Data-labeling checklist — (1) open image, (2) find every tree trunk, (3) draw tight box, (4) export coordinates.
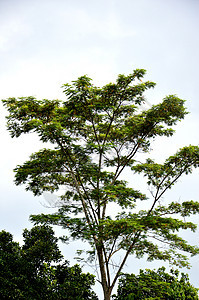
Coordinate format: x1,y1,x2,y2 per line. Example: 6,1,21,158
97,246,112,300
103,288,112,300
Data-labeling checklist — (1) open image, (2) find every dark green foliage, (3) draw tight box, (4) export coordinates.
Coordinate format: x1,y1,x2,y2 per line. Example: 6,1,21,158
0,231,22,299
113,267,199,300
54,263,98,300
0,226,97,299
22,225,62,267
3,69,199,299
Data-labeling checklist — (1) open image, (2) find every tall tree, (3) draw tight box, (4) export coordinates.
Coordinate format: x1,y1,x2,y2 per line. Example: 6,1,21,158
3,69,199,300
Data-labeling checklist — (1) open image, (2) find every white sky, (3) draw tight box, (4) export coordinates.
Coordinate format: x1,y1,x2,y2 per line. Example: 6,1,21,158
0,0,199,296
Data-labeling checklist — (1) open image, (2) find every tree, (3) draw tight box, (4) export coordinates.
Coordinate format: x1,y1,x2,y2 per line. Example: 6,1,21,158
113,267,199,299
0,226,97,299
0,230,22,298
20,225,63,299
53,262,98,299
2,69,199,300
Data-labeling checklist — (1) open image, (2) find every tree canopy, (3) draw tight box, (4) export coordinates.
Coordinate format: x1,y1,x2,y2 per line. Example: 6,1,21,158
113,267,199,300
0,226,97,299
3,69,199,299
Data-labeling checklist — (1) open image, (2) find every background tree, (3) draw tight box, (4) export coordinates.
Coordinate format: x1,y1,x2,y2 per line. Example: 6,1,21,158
113,267,199,300
53,262,98,300
0,226,97,299
3,69,199,300
20,225,63,299
0,230,22,299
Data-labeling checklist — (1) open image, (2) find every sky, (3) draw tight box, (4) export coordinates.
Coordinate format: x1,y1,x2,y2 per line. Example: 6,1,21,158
0,0,199,296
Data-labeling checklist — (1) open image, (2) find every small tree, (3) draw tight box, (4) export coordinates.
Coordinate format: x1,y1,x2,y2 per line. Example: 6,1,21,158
2,69,199,300
113,267,199,299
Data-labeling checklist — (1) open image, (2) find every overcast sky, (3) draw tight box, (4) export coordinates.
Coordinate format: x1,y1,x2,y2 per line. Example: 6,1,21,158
0,0,199,295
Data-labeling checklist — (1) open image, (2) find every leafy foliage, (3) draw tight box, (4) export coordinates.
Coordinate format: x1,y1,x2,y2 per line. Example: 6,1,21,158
0,226,97,299
113,267,199,300
0,231,22,299
3,69,199,299
54,263,98,300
